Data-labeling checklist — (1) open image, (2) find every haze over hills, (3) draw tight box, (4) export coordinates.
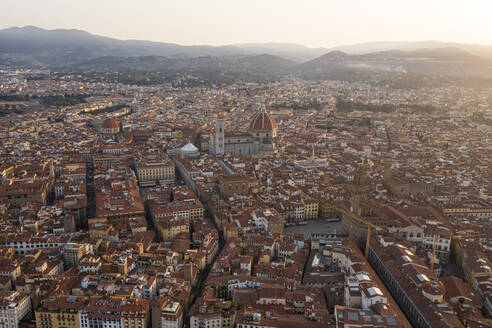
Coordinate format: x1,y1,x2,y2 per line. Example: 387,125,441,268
233,43,328,62
0,26,329,65
0,26,249,67
295,47,492,87
2,26,492,86
300,47,492,74
329,40,492,60
74,54,297,77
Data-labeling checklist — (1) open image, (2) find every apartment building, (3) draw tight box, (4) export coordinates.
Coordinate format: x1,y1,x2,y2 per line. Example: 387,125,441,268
0,291,31,328
36,296,149,328
135,159,175,187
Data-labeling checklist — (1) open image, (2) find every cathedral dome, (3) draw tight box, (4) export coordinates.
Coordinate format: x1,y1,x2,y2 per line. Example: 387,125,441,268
102,118,119,130
249,107,276,133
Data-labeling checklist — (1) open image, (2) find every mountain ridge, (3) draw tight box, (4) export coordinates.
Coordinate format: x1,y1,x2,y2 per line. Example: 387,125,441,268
2,26,492,66
2,26,492,86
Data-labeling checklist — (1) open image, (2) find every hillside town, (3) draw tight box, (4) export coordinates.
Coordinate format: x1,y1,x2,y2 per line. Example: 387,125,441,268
0,69,492,328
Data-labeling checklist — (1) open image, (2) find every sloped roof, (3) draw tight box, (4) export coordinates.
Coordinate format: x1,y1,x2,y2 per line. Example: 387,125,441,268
181,143,198,152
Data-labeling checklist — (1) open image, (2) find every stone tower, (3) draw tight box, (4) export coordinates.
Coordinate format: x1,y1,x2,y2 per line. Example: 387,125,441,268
350,159,369,216
214,118,225,156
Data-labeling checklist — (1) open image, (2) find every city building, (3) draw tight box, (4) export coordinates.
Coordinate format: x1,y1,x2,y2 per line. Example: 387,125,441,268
99,118,120,141
0,291,31,328
63,243,86,269
135,158,175,187
36,296,149,328
209,106,277,156
151,297,183,328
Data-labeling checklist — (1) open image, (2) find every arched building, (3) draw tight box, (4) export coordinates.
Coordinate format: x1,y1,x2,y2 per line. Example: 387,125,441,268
209,106,277,156
99,118,120,141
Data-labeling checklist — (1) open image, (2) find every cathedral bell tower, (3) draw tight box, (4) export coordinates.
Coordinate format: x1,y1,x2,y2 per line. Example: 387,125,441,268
214,119,225,155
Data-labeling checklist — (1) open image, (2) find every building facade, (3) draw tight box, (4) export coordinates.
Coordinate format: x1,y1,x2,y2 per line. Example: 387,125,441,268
209,106,277,157
0,291,31,328
135,160,175,187
36,296,149,328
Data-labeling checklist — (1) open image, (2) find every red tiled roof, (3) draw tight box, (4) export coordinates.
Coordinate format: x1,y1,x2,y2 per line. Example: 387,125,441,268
249,110,276,132
102,118,119,129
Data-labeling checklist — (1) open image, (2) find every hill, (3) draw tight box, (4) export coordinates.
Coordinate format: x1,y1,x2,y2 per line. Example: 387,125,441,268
0,26,246,68
328,40,492,61
232,43,328,62
73,54,296,75
297,47,492,85
2,26,492,87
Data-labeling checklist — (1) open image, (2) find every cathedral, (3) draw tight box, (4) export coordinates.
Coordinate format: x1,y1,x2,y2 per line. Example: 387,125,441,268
209,106,277,156
99,118,121,141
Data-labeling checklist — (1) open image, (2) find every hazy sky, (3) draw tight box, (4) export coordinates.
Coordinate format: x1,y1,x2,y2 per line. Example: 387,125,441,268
2,0,492,47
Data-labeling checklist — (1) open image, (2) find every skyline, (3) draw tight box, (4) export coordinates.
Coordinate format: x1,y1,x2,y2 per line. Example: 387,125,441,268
2,0,492,48
2,2,492,328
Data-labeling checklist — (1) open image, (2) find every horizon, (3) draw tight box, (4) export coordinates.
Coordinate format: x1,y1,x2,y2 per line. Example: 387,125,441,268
1,3,492,328
2,25,492,50
2,0,492,48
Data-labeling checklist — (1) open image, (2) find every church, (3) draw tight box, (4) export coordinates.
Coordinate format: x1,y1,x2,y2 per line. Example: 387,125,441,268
99,118,121,141
209,106,277,156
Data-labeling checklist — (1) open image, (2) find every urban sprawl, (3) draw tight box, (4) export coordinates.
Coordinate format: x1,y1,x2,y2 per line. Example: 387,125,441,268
0,70,491,328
